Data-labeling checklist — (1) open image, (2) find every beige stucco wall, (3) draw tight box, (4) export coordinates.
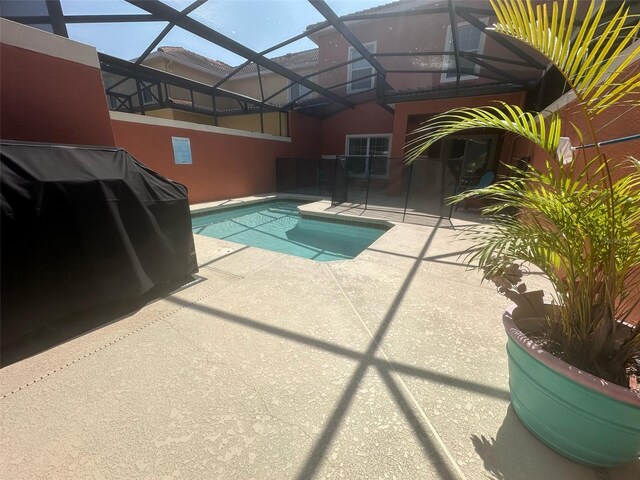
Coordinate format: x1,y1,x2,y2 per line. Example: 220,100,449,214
142,108,287,136
103,53,308,135
143,55,317,106
145,108,176,120
225,68,317,105
171,110,216,126
218,112,287,136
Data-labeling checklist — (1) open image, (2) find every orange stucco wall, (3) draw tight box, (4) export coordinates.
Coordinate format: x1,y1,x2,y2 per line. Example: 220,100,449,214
542,63,640,178
391,91,528,159
529,59,640,172
111,112,321,204
0,44,115,146
320,102,395,155
313,0,542,96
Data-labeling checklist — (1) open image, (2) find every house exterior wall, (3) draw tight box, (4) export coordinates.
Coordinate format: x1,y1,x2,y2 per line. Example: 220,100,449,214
391,91,528,159
111,115,287,204
144,109,288,137
162,58,216,108
320,102,395,155
533,57,640,177
145,108,179,121
527,56,640,324
223,69,317,105
313,0,541,95
110,111,320,204
0,19,115,146
217,112,288,137
520,54,639,201
109,56,317,131
389,91,528,194
158,56,313,105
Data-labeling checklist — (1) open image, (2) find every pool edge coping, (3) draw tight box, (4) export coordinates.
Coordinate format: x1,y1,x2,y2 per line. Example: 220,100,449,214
190,194,395,230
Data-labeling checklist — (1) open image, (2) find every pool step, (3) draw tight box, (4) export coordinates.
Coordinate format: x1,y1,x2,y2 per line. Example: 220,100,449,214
267,206,299,215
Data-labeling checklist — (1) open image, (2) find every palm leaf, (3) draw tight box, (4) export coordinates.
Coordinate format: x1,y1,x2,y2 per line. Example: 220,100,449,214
490,0,640,116
402,0,640,386
404,102,561,162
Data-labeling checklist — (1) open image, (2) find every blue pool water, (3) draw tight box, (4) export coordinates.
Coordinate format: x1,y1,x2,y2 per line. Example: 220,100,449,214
191,201,388,262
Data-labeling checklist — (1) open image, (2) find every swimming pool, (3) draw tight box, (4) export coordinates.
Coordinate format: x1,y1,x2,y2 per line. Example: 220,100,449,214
191,200,388,262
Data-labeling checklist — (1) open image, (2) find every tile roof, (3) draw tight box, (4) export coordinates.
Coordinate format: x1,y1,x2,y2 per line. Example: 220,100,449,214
155,46,318,78
157,46,232,76
236,48,319,76
151,2,420,79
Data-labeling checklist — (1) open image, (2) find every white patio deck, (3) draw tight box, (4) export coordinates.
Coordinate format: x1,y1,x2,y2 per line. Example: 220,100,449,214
1,200,638,479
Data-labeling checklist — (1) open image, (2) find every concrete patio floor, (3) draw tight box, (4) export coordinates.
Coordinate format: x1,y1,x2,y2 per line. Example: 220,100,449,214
1,208,639,479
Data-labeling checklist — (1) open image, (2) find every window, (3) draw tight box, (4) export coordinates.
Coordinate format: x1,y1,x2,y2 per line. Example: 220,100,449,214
107,93,119,110
289,82,312,102
141,82,155,105
345,135,391,177
441,20,486,82
348,42,376,93
104,78,119,110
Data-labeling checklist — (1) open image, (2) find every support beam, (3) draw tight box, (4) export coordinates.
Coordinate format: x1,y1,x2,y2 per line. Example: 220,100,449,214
386,67,523,85
458,67,525,84
374,52,455,57
376,72,386,105
447,0,461,85
105,75,132,93
455,7,493,16
139,81,160,103
309,0,393,95
309,0,386,77
257,65,265,133
470,53,533,68
126,0,353,108
386,69,457,74
136,0,207,65
212,21,329,90
135,78,146,115
385,83,525,103
455,7,546,69
282,73,378,109
99,53,282,112
107,92,131,112
377,102,394,114
459,52,527,85
45,0,68,37
263,56,364,104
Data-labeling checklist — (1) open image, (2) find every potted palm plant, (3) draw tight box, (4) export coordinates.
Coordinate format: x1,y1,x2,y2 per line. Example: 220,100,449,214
405,0,640,467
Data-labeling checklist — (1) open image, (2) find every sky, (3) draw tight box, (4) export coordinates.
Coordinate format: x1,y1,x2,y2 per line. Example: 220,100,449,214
60,0,389,65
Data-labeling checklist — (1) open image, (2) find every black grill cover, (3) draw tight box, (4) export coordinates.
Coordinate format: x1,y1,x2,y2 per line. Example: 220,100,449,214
1,143,198,344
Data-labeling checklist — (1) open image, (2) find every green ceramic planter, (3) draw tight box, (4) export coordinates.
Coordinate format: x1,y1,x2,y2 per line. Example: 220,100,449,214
503,305,640,467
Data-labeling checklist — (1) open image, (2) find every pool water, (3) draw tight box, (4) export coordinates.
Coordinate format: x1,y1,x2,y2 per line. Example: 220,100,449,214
191,201,388,262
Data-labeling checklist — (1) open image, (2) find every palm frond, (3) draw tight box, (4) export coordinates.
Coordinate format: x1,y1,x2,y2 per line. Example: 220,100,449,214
490,0,640,116
404,102,561,162
402,0,640,386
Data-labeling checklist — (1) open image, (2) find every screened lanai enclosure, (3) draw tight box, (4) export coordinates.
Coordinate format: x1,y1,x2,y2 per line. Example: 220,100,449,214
0,0,546,118
2,0,582,222
275,135,504,224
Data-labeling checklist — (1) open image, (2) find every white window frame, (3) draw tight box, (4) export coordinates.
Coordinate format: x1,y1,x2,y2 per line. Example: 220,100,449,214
344,133,392,178
441,18,488,83
347,41,377,94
